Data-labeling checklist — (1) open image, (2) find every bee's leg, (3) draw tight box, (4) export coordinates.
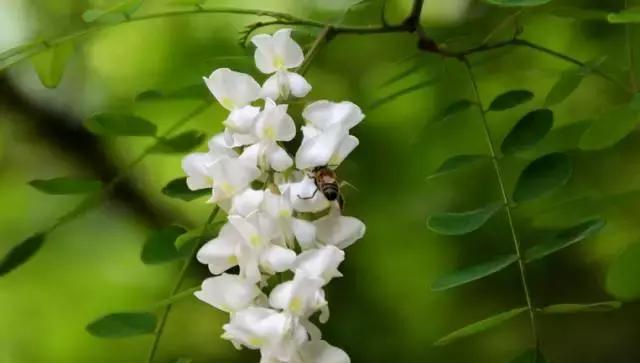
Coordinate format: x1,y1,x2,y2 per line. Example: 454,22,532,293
297,187,319,200
337,195,345,211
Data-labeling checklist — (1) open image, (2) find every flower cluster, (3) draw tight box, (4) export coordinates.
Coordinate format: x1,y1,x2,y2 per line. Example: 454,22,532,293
182,29,365,363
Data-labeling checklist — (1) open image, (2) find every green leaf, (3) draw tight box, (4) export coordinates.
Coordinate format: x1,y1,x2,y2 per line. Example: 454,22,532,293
30,42,73,88
29,177,102,195
541,301,622,314
150,130,206,154
136,84,209,102
171,359,192,363
548,7,608,21
608,8,640,24
161,177,209,201
369,78,438,110
434,307,527,346
509,349,548,363
435,100,475,123
524,218,605,263
141,226,188,265
501,109,554,154
545,69,584,106
154,287,199,308
513,153,572,203
427,202,503,236
85,113,157,137
579,105,639,150
484,0,551,6
431,254,518,291
0,234,46,276
488,90,534,111
82,0,143,23
86,312,156,338
427,155,487,179
606,242,640,301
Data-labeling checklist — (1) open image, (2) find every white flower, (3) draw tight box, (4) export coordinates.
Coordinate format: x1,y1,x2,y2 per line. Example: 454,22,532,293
181,133,237,190
252,29,311,100
298,340,351,363
204,68,262,141
262,189,316,249
208,157,261,203
287,174,331,213
223,307,308,362
302,101,364,132
314,209,366,249
197,222,243,275
269,272,327,318
230,189,265,217
247,98,296,172
293,246,344,284
194,274,260,313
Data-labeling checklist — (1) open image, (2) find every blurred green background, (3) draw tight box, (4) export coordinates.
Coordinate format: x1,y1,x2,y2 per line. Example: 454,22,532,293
1,0,640,362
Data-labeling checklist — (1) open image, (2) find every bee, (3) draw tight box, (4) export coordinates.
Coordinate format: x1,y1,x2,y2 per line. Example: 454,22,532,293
298,166,344,210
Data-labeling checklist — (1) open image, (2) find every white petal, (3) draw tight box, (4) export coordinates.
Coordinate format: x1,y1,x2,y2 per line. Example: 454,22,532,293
302,100,364,131
210,158,261,201
330,135,359,167
260,245,296,273
226,105,260,132
251,34,277,74
256,99,296,142
286,71,312,98
204,68,260,110
289,176,330,213
314,213,366,249
295,124,347,170
299,341,351,363
228,215,262,247
181,153,213,190
194,274,259,313
266,143,294,172
196,224,240,274
261,74,281,100
273,28,304,69
291,218,317,250
294,245,344,284
222,307,287,349
230,189,265,217
208,133,238,158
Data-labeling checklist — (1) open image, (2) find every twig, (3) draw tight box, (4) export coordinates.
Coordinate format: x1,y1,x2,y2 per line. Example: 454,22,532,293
146,206,220,363
297,26,334,76
463,58,540,349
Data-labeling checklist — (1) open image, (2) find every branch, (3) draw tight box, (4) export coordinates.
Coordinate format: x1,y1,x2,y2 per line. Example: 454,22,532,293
146,205,220,363
297,26,335,76
463,58,540,349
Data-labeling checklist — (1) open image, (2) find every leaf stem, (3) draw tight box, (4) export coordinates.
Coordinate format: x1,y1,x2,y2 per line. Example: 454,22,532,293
462,58,540,349
146,206,220,363
298,25,334,76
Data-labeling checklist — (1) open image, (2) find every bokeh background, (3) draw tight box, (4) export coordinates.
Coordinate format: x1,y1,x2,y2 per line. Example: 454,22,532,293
1,0,640,362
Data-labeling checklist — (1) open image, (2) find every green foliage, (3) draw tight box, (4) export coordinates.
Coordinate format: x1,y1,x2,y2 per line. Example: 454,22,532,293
434,100,475,123
427,202,502,236
150,130,206,154
524,218,605,263
501,109,554,154
508,349,548,363
606,243,640,301
484,0,552,6
30,43,73,88
86,312,157,338
82,0,143,24
162,177,210,201
431,254,518,291
548,7,608,21
141,226,189,264
136,85,210,102
488,90,534,111
544,69,583,106
512,153,572,202
427,155,487,179
579,105,639,150
29,177,102,195
369,79,438,110
85,113,157,137
0,234,46,277
540,301,622,314
171,359,193,363
434,307,527,346
607,8,640,24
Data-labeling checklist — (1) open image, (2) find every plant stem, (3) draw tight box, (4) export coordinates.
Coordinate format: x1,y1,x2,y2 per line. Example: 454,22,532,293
462,58,539,348
146,206,220,363
625,0,638,92
298,25,334,76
